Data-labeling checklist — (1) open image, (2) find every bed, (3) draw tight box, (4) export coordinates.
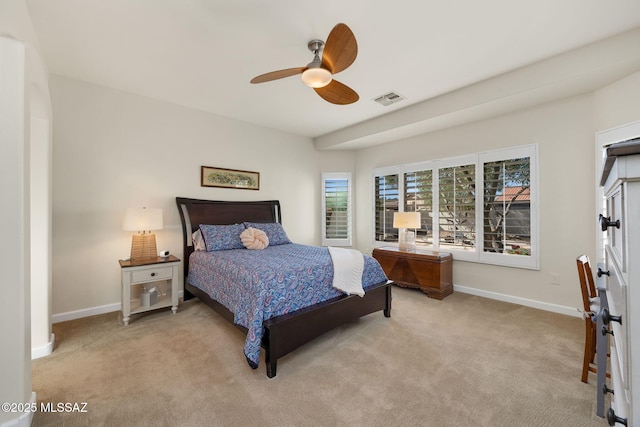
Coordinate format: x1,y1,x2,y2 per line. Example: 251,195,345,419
176,197,392,377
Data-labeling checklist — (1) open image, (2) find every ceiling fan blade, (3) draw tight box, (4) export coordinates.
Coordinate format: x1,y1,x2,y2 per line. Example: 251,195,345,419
314,80,359,105
321,23,357,74
250,67,306,84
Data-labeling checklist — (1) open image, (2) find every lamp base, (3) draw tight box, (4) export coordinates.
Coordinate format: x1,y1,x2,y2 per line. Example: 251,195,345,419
398,230,416,252
130,233,158,260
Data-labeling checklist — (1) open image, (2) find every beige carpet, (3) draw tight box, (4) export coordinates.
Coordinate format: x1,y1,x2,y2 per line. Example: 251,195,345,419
32,287,607,427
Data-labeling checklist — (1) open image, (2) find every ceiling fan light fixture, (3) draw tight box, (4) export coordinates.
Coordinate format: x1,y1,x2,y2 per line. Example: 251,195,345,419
301,66,332,88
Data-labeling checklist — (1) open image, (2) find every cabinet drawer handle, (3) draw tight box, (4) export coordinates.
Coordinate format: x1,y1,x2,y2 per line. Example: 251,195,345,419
150,272,156,277
601,308,622,326
601,326,614,337
607,407,627,426
597,268,610,277
602,383,614,396
599,214,621,231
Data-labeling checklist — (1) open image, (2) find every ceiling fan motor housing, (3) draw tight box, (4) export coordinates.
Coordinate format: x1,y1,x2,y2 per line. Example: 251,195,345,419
307,39,325,54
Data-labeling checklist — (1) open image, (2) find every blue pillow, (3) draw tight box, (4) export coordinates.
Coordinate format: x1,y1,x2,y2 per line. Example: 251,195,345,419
199,224,245,251
243,222,291,246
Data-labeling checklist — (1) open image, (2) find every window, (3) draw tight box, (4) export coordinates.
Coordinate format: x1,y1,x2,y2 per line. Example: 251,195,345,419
373,145,538,269
404,169,433,244
483,157,530,255
438,163,476,251
478,146,537,268
322,173,352,246
374,173,399,242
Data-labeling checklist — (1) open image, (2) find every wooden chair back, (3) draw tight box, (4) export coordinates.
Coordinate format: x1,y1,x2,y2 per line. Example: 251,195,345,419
576,254,597,313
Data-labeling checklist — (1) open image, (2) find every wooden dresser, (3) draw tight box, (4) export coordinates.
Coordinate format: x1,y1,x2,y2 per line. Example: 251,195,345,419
372,246,453,300
599,140,640,426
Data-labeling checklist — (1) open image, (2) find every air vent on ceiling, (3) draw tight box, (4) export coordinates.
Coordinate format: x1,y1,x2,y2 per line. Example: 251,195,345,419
373,91,405,107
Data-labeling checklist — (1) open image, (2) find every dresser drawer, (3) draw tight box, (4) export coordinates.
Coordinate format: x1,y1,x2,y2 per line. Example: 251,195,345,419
606,246,629,391
130,265,173,284
609,343,629,424
605,183,625,273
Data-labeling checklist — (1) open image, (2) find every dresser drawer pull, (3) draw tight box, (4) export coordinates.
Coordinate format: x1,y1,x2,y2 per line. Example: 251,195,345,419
602,383,614,396
597,268,610,277
602,326,614,336
606,407,627,426
601,308,622,326
599,214,620,231
150,272,156,277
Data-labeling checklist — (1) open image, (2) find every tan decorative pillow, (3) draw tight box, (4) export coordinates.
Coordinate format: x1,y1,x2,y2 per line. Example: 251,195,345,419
240,227,269,250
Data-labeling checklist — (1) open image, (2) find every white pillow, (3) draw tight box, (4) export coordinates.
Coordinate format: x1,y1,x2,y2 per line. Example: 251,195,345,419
192,229,206,251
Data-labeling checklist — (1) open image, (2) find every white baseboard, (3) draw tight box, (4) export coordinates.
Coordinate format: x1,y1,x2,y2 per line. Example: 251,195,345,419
0,392,35,427
51,291,184,323
454,284,582,318
50,288,578,324
31,333,55,360
52,302,120,324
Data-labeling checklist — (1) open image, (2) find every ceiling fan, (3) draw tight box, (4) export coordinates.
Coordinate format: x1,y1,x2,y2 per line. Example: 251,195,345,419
250,23,359,105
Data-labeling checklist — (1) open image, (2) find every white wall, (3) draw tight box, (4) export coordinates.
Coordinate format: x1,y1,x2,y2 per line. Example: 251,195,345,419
1,1,52,424
594,71,640,131
30,115,53,358
45,38,640,321
354,95,596,312
49,70,640,319
50,75,351,317
0,36,32,427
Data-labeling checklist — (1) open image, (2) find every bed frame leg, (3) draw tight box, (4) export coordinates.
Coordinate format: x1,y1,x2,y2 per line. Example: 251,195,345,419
384,284,392,318
183,286,195,301
265,326,277,378
266,360,277,378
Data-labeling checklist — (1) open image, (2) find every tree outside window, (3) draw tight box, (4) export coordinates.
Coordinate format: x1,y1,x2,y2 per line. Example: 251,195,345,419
483,157,531,256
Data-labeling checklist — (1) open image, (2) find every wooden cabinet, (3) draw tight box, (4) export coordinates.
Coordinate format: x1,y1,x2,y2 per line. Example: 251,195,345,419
600,140,640,426
372,246,453,300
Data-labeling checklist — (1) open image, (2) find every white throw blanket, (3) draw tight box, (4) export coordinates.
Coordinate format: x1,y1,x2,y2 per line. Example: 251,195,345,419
328,246,365,297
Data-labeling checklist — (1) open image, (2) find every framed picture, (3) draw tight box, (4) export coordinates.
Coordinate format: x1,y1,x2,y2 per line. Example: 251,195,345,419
201,166,260,190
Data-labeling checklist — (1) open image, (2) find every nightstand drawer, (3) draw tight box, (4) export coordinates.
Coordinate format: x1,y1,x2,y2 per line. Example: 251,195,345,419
130,266,173,283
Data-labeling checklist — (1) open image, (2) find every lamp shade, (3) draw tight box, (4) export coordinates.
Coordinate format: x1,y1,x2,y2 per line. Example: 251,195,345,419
393,211,421,229
122,208,163,232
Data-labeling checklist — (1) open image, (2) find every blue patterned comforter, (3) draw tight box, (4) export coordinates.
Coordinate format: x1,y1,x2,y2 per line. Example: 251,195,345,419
187,243,388,368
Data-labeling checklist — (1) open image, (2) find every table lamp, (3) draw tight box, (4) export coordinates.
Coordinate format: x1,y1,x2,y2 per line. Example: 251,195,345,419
393,211,421,252
122,207,163,260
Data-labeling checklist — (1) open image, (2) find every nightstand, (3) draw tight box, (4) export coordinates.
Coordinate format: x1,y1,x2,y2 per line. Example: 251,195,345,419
119,255,180,325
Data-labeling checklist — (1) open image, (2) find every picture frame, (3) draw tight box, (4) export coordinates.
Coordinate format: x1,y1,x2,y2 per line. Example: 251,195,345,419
201,166,260,190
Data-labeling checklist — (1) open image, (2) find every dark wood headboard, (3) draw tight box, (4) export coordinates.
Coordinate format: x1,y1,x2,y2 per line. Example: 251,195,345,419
175,197,282,289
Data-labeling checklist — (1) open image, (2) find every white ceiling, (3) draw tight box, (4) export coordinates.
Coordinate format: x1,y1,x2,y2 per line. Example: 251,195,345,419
25,0,640,145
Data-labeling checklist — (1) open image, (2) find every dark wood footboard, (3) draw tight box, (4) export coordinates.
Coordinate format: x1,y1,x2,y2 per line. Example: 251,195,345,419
186,280,392,378
263,280,392,377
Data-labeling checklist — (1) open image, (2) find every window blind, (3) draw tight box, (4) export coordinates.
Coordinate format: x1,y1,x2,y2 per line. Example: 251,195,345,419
483,157,531,256
404,169,433,245
322,173,352,246
438,164,476,251
374,174,399,242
